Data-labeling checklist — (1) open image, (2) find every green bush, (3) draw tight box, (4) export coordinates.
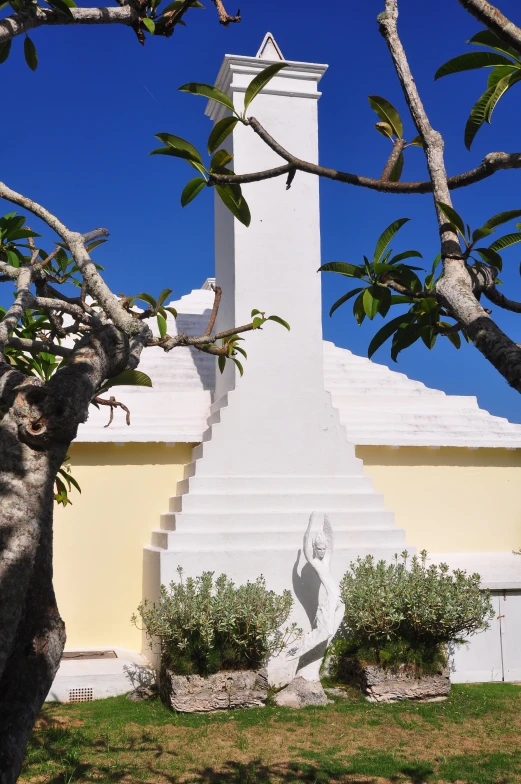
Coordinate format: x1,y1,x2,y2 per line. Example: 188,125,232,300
133,568,299,677
331,550,494,675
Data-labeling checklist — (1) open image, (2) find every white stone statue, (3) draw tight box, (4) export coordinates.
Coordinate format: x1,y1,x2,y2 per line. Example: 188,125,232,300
288,512,345,681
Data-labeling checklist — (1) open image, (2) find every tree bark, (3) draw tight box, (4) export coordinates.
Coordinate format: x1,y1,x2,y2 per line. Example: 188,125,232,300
0,325,130,782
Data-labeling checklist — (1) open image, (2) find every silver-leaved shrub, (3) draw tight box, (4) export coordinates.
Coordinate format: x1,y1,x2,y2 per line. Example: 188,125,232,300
133,567,299,676
332,550,494,674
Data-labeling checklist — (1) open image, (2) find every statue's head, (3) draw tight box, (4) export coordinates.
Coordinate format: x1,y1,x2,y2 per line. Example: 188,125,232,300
313,530,327,560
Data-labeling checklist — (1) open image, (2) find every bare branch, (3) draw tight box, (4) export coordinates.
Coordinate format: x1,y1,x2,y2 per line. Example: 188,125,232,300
205,285,222,336
456,0,521,56
381,139,406,182
0,6,138,45
5,337,72,358
0,182,141,336
212,0,241,25
32,296,98,327
211,135,521,194
0,262,20,281
91,395,131,426
0,268,32,357
483,284,521,313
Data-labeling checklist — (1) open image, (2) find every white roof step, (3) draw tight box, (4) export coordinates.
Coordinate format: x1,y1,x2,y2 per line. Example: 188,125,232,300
171,491,385,513
151,526,406,551
159,509,396,531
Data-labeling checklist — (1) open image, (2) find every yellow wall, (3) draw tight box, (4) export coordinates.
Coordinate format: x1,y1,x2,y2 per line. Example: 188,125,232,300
54,442,521,652
53,442,194,651
356,446,521,553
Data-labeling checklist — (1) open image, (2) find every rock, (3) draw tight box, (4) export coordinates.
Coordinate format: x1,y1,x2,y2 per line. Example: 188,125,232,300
273,677,328,708
126,684,158,702
159,667,268,713
344,660,450,703
324,686,351,698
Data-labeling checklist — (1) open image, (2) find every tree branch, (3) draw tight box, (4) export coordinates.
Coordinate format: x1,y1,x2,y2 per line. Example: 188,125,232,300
0,268,32,357
210,138,521,194
92,395,131,426
5,337,72,358
212,0,241,25
483,284,521,313
0,6,138,45
381,138,406,182
204,285,222,336
379,0,521,393
456,0,521,57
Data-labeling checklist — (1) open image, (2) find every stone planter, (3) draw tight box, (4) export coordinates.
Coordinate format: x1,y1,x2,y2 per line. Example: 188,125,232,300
159,666,268,713
343,658,450,703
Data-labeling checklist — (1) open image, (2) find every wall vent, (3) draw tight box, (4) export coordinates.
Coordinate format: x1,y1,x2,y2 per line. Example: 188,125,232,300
68,688,93,703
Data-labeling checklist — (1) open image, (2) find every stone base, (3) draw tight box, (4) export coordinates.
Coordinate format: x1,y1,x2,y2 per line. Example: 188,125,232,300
159,667,268,713
345,660,450,703
273,677,329,708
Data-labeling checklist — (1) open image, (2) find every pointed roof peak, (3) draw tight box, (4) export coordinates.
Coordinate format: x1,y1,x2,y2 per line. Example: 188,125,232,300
255,32,284,61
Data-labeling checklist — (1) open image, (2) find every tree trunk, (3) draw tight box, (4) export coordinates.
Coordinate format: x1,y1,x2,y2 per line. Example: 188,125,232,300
0,325,130,782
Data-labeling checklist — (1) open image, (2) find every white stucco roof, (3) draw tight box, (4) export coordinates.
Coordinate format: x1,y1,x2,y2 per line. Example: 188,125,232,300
76,285,521,449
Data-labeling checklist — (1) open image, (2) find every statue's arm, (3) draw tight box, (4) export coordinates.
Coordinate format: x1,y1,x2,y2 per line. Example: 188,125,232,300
303,512,315,564
323,514,334,567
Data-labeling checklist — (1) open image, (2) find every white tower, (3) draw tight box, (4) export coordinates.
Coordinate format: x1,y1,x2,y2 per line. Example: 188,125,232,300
145,36,409,684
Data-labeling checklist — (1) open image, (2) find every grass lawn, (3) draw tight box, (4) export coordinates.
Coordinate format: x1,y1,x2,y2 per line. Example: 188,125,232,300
21,683,521,784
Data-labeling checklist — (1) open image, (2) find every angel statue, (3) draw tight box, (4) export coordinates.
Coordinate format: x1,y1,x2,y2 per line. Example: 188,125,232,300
288,512,345,681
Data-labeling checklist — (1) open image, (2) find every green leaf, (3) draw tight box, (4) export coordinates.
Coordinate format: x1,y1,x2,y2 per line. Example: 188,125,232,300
142,17,155,33
420,325,437,350
164,306,178,318
375,121,394,140
389,250,423,265
318,261,365,278
464,85,495,150
157,313,167,337
232,357,244,376
435,51,514,80
489,232,521,253
214,184,251,227
472,226,493,243
436,202,465,238
391,323,421,362
443,327,461,349
208,117,238,154
157,288,173,306
485,71,521,122
46,0,76,18
363,286,390,320
6,249,20,267
468,30,521,62
218,354,226,374
136,292,157,308
482,210,521,232
153,132,202,163
178,82,235,113
104,370,153,390
373,218,410,264
162,0,204,11
244,62,287,113
267,315,290,330
487,64,517,89
389,151,404,183
181,177,206,207
7,228,40,240
368,96,403,138
85,239,107,253
474,247,503,270
368,313,415,359
353,291,366,326
0,40,12,64
24,36,38,71
328,287,364,317
210,149,233,169
409,135,424,148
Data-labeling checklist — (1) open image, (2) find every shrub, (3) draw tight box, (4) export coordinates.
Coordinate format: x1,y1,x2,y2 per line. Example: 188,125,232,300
133,568,299,676
331,550,494,675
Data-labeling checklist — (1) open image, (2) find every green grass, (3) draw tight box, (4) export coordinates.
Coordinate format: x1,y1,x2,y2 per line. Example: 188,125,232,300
21,684,521,784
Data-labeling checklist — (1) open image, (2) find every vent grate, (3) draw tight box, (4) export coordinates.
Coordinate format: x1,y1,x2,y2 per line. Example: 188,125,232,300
68,688,93,703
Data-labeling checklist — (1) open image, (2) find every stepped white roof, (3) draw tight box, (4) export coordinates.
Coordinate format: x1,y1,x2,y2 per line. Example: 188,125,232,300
77,285,521,449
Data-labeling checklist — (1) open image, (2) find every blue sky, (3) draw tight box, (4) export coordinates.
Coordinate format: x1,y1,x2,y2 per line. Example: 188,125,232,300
1,0,521,422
